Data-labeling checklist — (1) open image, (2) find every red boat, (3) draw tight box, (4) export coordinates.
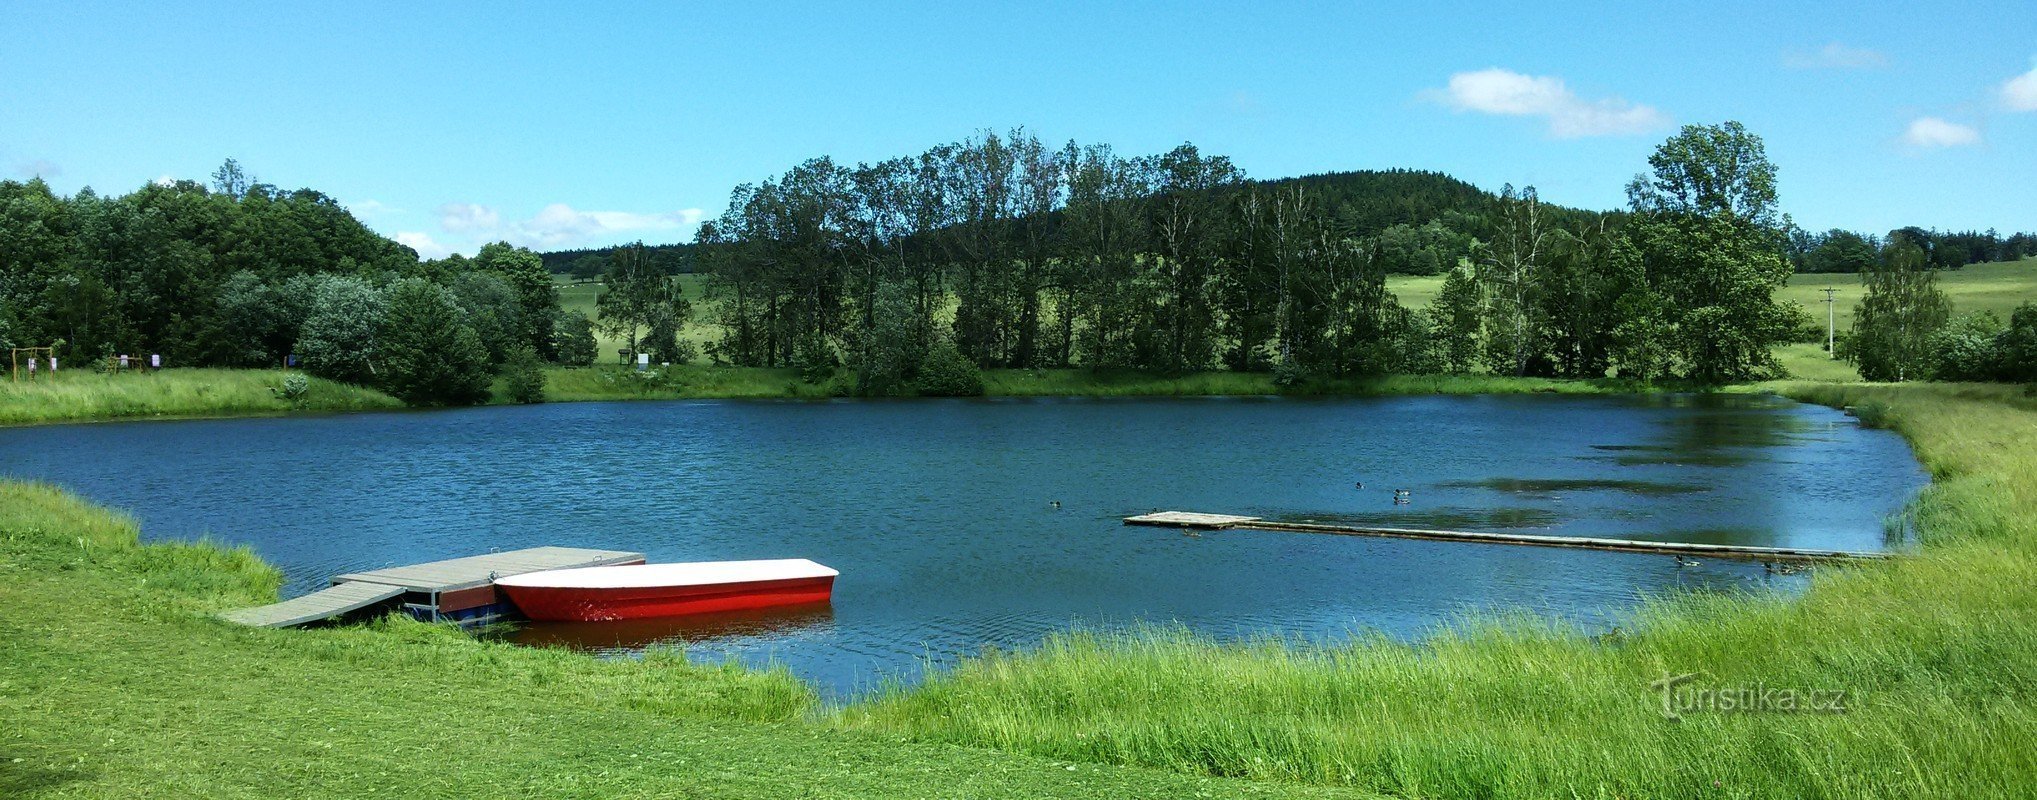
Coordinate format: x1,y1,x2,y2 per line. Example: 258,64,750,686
495,559,838,622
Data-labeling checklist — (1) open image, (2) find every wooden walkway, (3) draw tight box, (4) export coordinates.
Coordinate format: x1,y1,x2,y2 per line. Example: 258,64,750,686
220,582,406,628
222,546,646,628
1124,511,1889,563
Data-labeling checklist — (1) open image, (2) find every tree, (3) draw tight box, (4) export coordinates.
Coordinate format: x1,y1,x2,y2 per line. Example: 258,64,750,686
502,345,547,404
1428,262,1484,373
1479,184,1552,376
596,242,692,363
473,241,558,355
1848,239,1951,382
551,310,598,366
210,158,251,200
1996,303,2037,383
448,271,525,368
295,275,385,384
377,278,490,405
1626,122,1801,383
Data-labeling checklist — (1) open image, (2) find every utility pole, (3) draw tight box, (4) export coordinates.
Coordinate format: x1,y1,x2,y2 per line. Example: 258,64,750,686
1823,287,1838,358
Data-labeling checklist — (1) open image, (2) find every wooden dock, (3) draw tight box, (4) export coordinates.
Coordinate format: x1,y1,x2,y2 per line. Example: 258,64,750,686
222,546,645,628
1124,511,1889,563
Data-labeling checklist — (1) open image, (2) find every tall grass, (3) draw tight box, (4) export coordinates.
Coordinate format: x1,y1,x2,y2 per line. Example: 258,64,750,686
0,368,400,426
840,382,2037,797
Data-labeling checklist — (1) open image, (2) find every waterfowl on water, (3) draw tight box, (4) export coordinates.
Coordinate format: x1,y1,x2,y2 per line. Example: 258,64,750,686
1673,555,1701,568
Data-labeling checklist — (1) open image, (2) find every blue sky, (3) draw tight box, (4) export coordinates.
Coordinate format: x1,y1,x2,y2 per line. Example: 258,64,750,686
4,1,2033,257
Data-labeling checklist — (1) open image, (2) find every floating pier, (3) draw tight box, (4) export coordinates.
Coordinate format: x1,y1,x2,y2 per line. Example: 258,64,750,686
1124,511,1889,563
222,546,645,629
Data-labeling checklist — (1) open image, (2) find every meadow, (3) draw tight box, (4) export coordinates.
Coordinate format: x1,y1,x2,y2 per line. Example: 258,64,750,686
4,381,2035,797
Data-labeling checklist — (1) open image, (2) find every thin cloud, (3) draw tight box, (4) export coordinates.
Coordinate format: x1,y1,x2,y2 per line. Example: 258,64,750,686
1783,43,1889,70
1902,117,1981,149
2003,62,2037,111
504,204,706,250
13,159,61,179
396,231,454,259
347,199,400,220
1428,68,1670,138
437,202,501,234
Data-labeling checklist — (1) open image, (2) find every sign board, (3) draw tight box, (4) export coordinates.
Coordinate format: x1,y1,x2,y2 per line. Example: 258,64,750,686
151,354,161,368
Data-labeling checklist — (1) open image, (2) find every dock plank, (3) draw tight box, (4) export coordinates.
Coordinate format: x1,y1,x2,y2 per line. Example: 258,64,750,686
1124,511,1261,530
1126,511,1888,562
219,582,405,628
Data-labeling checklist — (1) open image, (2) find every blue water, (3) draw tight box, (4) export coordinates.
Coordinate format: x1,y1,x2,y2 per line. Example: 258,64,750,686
0,393,1926,694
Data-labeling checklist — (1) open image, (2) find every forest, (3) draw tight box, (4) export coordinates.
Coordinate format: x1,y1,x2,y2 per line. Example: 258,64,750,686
3,124,2033,405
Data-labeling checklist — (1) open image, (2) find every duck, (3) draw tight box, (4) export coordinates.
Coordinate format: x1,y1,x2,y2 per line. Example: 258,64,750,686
1673,555,1701,568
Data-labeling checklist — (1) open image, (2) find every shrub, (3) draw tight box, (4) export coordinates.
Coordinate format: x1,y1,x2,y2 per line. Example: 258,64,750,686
915,341,984,397
1929,311,2004,381
271,373,310,402
503,346,546,404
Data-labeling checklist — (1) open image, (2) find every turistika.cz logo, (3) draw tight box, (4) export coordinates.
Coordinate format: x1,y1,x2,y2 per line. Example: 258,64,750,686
1649,672,1855,721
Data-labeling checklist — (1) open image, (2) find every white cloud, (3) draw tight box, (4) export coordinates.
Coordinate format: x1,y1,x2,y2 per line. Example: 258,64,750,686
1783,43,1888,70
396,231,454,259
1902,117,1981,148
152,174,177,187
437,202,500,233
503,204,706,250
2003,63,2037,111
1430,68,1670,138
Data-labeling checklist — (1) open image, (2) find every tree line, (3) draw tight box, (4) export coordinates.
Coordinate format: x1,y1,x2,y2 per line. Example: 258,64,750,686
0,160,601,404
1790,226,2035,274
690,122,1812,390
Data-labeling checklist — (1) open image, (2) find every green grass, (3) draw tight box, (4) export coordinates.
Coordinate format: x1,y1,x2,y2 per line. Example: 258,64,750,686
5,381,2036,796
557,274,714,364
839,381,2037,797
0,369,402,426
1781,257,2037,334
0,481,1362,798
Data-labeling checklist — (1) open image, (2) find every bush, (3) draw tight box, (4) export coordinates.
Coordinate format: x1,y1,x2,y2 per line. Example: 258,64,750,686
2000,303,2037,383
1929,312,2005,381
271,373,310,402
915,341,984,397
377,278,491,406
503,346,546,404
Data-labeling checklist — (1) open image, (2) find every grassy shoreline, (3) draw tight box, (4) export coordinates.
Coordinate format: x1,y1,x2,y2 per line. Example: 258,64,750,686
3,365,1651,428
5,380,2034,795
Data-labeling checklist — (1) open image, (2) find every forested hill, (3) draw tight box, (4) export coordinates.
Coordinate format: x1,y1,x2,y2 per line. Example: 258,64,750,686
541,243,692,276
1260,169,1516,234
536,168,1574,278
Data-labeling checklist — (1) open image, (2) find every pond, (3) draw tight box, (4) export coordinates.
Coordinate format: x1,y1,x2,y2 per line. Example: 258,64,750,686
0,394,1926,695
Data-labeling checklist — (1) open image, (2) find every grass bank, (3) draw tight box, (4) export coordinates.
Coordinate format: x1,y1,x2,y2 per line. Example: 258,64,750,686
838,382,2037,797
0,481,1361,798
0,369,401,426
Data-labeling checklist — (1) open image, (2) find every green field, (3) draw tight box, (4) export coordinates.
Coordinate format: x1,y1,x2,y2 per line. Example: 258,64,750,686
6,381,2036,796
